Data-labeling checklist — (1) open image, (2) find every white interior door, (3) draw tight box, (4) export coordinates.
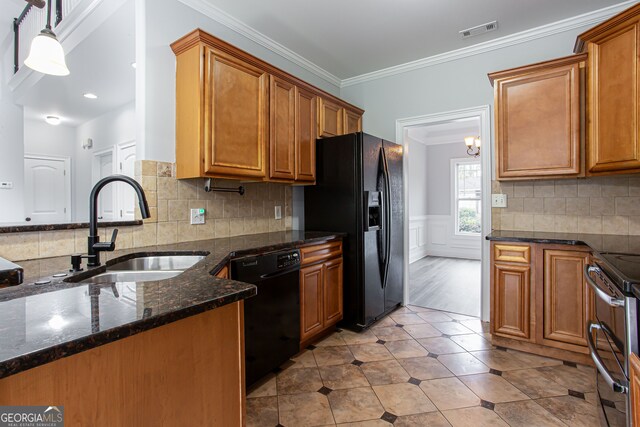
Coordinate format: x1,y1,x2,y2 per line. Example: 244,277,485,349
24,156,71,223
93,150,116,222
117,142,136,220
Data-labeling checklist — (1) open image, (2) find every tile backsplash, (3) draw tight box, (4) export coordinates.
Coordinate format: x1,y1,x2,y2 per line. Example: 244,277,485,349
0,161,292,262
491,176,640,235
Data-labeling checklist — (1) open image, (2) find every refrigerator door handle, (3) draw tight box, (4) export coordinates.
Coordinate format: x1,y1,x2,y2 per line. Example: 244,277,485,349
381,147,392,289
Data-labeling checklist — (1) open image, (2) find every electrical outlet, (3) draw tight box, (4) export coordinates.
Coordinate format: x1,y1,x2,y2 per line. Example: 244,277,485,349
0,182,13,190
190,208,206,225
274,205,282,220
492,194,507,208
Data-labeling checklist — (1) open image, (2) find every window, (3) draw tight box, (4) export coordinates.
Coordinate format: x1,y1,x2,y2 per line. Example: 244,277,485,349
453,159,481,235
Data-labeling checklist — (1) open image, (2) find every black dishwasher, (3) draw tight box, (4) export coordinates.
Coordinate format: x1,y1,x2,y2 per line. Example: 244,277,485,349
230,249,301,386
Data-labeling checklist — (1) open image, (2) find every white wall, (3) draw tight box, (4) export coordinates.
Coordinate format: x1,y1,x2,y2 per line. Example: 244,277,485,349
142,0,341,163
427,143,470,216
408,139,428,217
74,101,136,220
24,119,77,159
0,21,25,223
340,28,593,145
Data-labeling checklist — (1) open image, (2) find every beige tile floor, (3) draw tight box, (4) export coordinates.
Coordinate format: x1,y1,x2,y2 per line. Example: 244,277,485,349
246,305,601,427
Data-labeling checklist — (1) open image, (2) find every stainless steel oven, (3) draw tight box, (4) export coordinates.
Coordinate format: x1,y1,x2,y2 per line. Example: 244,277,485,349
586,259,639,427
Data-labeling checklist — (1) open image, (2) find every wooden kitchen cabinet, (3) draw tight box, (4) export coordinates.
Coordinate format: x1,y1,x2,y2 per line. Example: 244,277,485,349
575,4,640,175
630,352,640,427
295,87,317,182
300,263,324,341
491,241,598,364
317,97,343,137
299,240,344,346
491,244,532,340
343,108,363,134
489,54,585,180
174,42,268,179
540,249,592,350
171,29,363,182
269,76,296,180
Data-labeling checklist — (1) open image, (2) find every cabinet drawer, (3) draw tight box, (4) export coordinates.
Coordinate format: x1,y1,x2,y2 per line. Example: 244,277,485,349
300,241,342,265
494,244,531,264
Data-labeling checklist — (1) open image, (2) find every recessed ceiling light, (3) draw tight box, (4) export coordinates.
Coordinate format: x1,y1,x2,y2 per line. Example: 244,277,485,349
131,62,137,69
83,92,98,99
45,115,61,125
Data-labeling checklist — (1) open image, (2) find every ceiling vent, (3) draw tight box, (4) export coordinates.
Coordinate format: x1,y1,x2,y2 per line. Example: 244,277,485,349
459,21,498,39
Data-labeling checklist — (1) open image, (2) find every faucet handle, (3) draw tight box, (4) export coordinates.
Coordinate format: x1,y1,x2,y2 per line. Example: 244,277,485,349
93,228,118,252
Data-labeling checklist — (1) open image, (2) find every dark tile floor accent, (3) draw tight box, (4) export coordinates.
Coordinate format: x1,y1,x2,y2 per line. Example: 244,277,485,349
246,305,598,427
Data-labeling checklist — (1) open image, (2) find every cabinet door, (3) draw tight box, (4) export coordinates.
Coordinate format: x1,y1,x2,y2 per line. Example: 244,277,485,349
343,109,362,134
587,20,640,174
317,98,343,137
493,59,581,179
323,258,343,327
295,87,317,182
300,264,324,342
631,352,640,427
269,76,296,180
204,48,268,178
542,249,591,348
493,263,531,340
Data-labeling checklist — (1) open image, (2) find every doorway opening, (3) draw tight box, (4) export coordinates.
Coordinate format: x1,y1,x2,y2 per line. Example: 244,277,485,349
396,106,491,320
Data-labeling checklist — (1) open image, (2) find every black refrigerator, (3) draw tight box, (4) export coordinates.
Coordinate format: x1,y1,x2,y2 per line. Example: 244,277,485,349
305,132,404,330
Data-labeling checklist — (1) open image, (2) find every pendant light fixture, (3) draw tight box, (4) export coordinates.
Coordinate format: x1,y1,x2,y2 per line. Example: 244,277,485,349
24,0,70,76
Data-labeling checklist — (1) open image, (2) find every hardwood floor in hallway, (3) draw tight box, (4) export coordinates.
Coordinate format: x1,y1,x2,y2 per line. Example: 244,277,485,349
409,256,481,317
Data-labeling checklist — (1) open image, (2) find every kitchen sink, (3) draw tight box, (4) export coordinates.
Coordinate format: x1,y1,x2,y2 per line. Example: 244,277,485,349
73,254,207,284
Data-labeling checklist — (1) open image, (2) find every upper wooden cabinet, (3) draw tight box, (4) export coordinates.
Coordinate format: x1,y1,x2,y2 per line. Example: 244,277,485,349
269,76,296,181
295,87,317,182
317,97,344,137
489,55,585,181
344,108,363,134
171,29,364,183
575,4,640,175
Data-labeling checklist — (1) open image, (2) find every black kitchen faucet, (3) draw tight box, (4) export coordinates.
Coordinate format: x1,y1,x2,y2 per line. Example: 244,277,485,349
71,175,150,271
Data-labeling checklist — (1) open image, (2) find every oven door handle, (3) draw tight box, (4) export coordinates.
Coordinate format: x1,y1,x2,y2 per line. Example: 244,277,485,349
584,265,625,307
587,321,628,394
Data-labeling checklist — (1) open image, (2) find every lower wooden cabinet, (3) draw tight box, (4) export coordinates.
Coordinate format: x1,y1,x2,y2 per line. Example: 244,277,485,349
631,352,640,426
491,241,595,360
493,262,531,340
541,249,591,350
300,263,324,340
299,241,344,345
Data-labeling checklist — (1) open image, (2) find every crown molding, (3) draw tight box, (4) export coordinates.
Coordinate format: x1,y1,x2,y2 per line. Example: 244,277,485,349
341,0,640,88
176,0,342,88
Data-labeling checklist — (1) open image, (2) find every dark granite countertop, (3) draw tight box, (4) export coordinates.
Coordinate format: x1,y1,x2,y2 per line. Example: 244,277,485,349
0,230,342,379
0,220,142,234
487,230,640,295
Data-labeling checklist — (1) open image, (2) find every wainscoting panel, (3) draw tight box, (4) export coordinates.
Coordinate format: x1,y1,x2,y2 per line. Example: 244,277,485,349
410,215,481,262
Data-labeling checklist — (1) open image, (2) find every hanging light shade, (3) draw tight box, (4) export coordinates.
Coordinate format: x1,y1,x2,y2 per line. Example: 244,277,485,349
24,1,69,76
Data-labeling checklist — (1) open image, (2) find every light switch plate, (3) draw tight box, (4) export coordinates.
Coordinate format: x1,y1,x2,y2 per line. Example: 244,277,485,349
274,206,282,220
190,208,206,225
0,182,13,190
492,194,507,208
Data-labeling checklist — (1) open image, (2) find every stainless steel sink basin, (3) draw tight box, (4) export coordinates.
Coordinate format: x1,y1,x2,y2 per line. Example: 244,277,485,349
76,254,207,284
108,255,206,271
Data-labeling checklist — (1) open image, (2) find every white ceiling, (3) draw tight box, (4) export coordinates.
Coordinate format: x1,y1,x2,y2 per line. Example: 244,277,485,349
15,0,135,127
197,0,634,79
407,118,480,146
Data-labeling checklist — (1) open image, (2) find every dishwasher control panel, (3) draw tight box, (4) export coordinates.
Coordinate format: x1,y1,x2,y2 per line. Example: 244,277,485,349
277,251,300,269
